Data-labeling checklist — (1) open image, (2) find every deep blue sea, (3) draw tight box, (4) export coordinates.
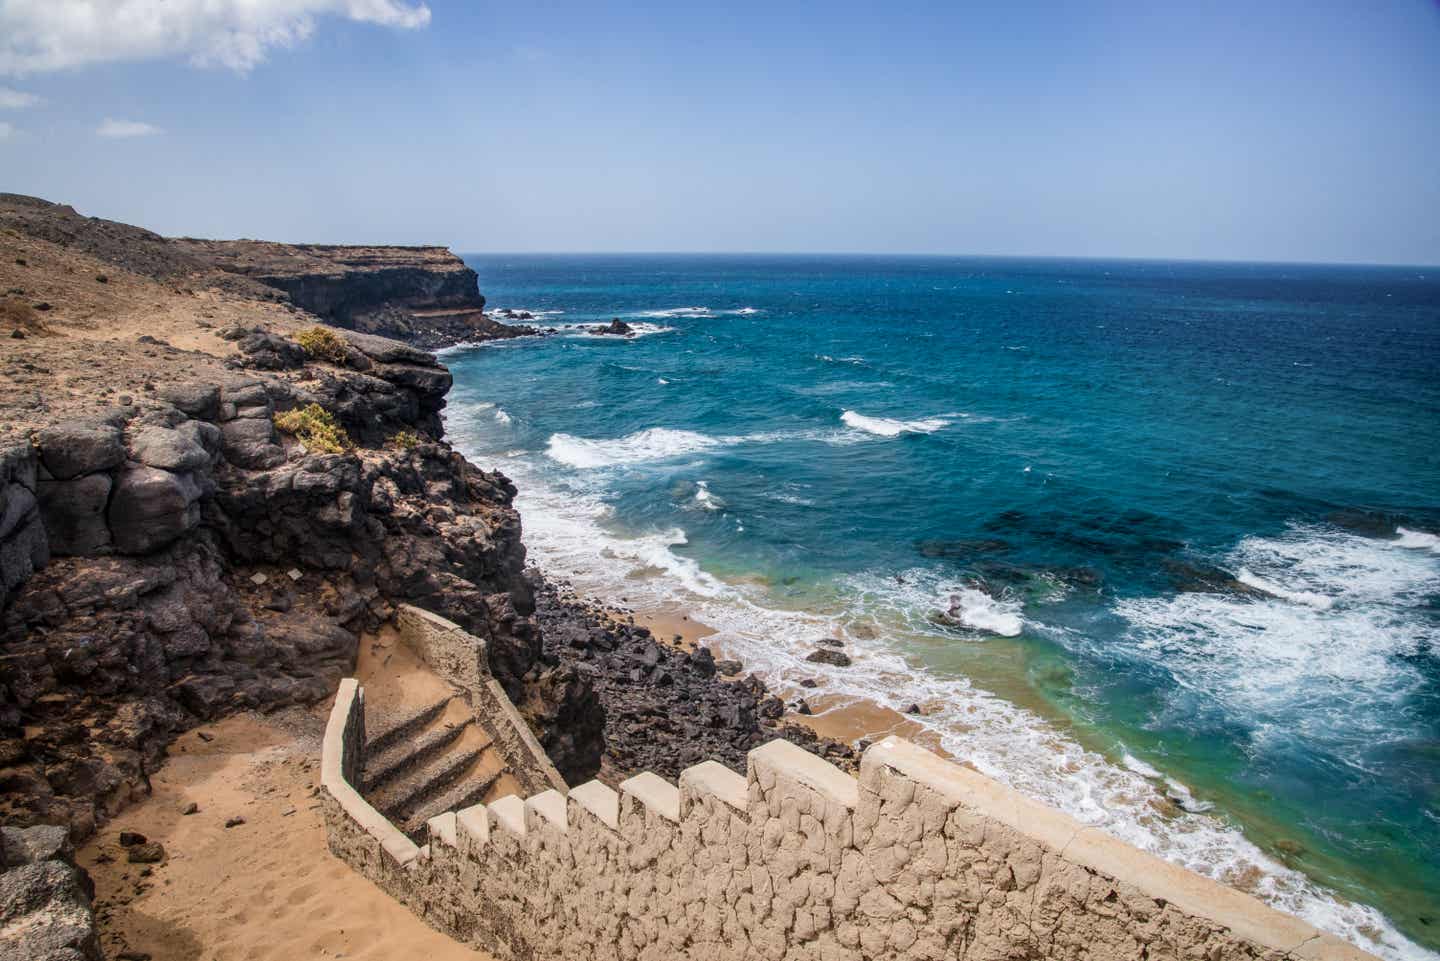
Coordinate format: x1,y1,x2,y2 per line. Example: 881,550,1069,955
441,255,1440,959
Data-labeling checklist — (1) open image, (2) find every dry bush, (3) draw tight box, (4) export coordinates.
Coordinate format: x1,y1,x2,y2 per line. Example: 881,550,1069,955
274,403,351,454
0,297,46,332
295,325,349,365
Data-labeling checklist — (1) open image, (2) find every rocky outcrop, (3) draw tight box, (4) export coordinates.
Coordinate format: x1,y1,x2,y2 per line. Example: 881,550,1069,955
0,327,580,839
533,583,855,782
174,239,538,348
0,824,100,961
0,199,851,857
0,193,536,349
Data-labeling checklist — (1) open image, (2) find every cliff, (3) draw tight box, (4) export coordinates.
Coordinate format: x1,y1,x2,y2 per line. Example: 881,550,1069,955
171,238,538,348
0,193,536,349
0,196,846,853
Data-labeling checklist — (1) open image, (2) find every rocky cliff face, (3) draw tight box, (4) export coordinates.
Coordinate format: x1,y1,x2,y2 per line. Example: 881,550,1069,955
0,192,537,350
0,322,598,837
0,196,847,850
172,239,536,348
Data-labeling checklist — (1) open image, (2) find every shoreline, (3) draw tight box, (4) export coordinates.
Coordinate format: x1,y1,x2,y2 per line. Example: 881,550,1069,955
632,605,949,759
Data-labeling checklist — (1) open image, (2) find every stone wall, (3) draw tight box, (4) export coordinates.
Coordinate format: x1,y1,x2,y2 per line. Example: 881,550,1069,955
320,679,1377,961
395,604,567,797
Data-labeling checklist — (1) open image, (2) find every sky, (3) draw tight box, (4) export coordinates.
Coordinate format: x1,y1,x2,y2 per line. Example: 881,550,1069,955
0,0,1437,264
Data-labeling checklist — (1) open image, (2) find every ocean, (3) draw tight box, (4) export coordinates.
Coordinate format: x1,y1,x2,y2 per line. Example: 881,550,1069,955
440,254,1440,960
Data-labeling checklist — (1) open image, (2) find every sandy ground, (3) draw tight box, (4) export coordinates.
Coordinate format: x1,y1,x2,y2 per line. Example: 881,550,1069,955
0,225,307,444
78,710,491,961
355,626,520,802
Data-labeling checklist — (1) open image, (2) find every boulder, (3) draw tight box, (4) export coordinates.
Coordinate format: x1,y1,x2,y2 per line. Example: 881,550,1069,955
236,330,306,370
805,648,852,668
124,841,164,863
129,426,210,472
0,825,71,868
0,482,38,541
220,418,284,470
35,419,124,480
37,474,112,555
107,466,202,555
0,860,101,960
339,329,437,367
156,383,220,420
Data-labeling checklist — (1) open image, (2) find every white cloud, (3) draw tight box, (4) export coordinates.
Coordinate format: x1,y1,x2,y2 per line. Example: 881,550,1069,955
0,120,16,140
0,86,41,108
0,0,431,75
97,117,162,138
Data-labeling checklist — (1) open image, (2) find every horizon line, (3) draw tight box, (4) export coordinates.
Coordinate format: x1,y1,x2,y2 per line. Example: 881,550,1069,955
449,249,1440,271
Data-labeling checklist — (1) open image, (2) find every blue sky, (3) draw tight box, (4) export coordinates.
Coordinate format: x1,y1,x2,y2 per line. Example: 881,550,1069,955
1,1,1437,263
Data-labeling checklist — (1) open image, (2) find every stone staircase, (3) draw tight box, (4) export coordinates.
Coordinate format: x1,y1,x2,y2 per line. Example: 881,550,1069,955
362,693,512,841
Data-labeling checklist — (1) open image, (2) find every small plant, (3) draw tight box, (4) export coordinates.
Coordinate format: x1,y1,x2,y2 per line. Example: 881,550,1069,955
274,403,351,454
0,297,44,332
390,429,421,451
295,325,349,365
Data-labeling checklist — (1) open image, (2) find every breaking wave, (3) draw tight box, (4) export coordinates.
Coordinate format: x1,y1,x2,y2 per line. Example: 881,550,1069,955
841,410,952,436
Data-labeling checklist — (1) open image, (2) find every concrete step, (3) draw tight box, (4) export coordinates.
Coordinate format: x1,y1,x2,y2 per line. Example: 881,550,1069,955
366,694,453,757
362,719,479,794
374,748,483,821
399,766,506,840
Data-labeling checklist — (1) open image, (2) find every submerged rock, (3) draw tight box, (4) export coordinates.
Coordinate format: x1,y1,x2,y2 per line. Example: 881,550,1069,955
591,318,632,336
805,648,852,668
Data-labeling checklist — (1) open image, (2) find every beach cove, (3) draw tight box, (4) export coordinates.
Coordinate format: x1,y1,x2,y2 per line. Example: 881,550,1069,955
443,253,1440,961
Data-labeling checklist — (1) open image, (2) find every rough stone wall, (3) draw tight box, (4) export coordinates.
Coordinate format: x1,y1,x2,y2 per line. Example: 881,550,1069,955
396,604,568,796
320,682,1377,961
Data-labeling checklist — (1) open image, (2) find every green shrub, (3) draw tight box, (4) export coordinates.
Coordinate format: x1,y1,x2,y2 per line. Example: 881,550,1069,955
295,325,349,365
274,403,351,454
390,429,421,451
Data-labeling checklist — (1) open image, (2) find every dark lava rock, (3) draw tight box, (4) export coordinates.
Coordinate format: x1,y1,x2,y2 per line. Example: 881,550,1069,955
1163,559,1273,599
592,318,632,336
223,816,245,829
714,659,744,676
35,419,124,480
107,466,202,554
816,638,845,648
805,648,853,668
532,578,854,781
37,473,113,555
916,538,1012,558
125,842,164,864
904,703,922,715
116,832,146,848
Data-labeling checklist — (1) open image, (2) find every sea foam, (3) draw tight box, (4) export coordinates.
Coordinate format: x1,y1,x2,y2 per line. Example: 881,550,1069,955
841,410,951,436
947,587,1025,636
545,428,721,468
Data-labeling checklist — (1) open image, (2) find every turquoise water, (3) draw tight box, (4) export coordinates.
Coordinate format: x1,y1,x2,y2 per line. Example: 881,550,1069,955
442,255,1440,959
